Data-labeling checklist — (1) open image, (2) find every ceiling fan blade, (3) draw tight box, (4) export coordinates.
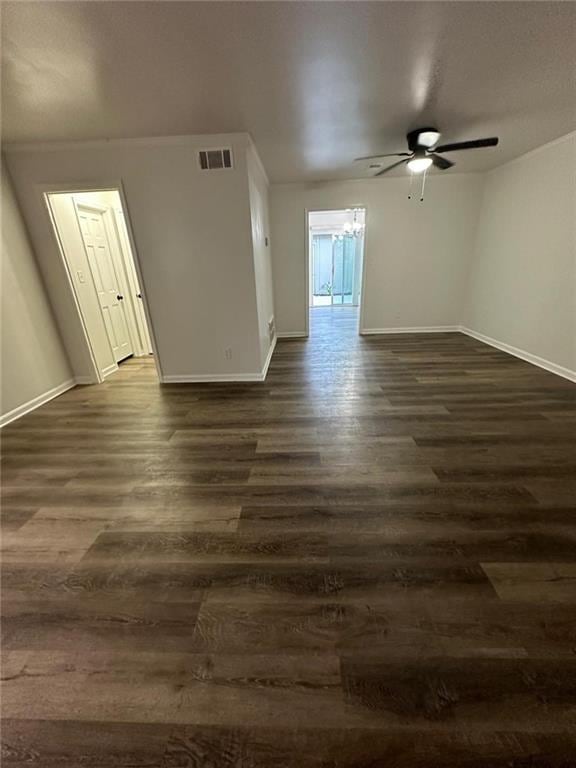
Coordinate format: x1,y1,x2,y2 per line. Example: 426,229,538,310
355,152,411,162
431,153,454,170
374,158,410,176
435,137,499,153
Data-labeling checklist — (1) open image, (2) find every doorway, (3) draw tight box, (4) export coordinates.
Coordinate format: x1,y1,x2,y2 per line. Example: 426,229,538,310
307,208,366,332
46,189,156,383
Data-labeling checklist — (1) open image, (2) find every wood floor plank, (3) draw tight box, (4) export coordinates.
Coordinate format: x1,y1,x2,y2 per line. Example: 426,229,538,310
2,560,497,604
1,598,201,652
481,562,576,603
3,720,576,768
341,657,576,731
2,650,343,727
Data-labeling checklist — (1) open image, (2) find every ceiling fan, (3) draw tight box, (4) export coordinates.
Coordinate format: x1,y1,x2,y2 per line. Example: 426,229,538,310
355,127,499,176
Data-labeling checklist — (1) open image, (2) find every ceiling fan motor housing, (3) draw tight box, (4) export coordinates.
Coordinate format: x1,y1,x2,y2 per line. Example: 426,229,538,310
407,127,440,152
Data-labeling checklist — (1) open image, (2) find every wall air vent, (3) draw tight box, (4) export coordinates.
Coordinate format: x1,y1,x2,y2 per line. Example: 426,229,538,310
198,148,233,171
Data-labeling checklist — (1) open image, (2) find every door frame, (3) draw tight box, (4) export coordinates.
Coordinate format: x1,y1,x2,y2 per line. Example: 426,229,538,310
304,206,369,337
40,180,162,384
110,206,154,357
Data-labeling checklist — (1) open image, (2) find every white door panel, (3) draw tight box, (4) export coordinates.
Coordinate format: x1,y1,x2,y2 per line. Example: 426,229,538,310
114,207,154,355
76,205,133,363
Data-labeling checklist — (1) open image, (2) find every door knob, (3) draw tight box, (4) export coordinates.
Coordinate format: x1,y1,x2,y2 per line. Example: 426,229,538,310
137,293,142,299
117,294,124,301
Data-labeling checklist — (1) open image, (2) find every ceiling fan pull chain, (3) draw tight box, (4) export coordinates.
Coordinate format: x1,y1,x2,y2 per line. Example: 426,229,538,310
420,167,428,202
408,171,414,200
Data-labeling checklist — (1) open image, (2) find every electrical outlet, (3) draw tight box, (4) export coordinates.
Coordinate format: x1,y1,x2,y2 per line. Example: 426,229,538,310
225,348,233,360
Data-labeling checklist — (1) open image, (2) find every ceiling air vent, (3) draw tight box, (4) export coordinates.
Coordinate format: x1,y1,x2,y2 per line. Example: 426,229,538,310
198,148,233,171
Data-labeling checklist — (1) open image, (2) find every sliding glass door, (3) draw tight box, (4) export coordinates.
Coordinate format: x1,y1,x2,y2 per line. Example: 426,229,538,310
311,233,362,307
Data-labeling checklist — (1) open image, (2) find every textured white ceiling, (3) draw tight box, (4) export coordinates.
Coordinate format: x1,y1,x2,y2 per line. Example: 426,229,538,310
2,1,575,182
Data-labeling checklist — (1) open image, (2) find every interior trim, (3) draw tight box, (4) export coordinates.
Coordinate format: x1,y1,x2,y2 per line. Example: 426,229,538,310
102,363,120,379
261,335,277,379
460,326,576,383
162,373,267,383
0,379,77,427
361,325,460,335
162,337,278,383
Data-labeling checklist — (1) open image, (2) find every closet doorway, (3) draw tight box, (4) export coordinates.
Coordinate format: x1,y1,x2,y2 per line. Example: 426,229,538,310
46,188,156,383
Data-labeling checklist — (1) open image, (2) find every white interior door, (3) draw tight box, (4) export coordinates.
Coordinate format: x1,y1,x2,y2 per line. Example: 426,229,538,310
76,204,133,363
114,207,154,355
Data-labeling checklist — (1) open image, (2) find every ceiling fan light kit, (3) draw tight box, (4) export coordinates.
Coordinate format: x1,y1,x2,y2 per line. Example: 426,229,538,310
355,127,499,201
407,156,433,173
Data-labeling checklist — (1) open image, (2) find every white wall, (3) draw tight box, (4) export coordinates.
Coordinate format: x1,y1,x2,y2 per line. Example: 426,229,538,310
4,134,264,380
464,132,576,376
271,174,484,335
246,143,275,367
1,159,73,424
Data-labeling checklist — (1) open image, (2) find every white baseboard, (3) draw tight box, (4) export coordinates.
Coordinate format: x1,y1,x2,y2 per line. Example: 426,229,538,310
0,378,77,427
162,338,278,384
361,325,460,335
276,331,307,339
261,336,277,379
360,324,576,382
102,363,119,379
162,373,264,383
460,327,576,383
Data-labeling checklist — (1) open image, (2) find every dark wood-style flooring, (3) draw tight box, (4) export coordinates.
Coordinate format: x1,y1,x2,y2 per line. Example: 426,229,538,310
2,306,576,766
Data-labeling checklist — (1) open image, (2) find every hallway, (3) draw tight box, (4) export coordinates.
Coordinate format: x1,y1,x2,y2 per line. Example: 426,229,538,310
309,304,359,337
2,316,576,765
